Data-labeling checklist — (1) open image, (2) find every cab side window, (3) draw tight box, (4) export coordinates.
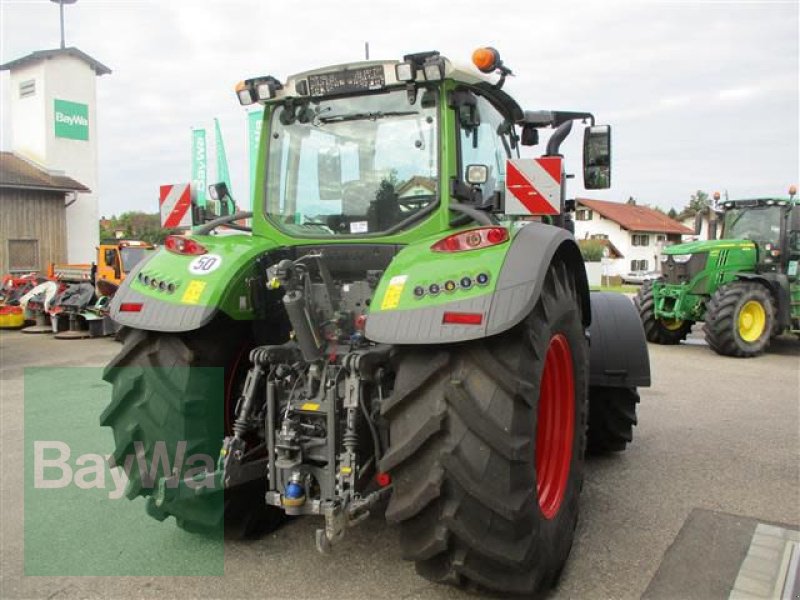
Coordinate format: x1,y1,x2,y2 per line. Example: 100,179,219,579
459,95,513,202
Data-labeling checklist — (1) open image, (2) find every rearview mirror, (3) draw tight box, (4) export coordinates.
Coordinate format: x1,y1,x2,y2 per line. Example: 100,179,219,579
205,182,233,219
318,146,342,200
583,125,611,190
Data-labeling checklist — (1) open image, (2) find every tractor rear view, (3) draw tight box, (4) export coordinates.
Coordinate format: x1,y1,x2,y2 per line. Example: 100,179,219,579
101,48,650,595
638,188,799,357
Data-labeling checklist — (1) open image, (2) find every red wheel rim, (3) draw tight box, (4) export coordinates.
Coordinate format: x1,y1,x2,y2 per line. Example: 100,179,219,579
535,333,575,520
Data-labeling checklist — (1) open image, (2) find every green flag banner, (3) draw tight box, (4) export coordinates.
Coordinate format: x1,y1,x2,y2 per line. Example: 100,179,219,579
248,109,265,209
191,128,207,206
214,118,233,208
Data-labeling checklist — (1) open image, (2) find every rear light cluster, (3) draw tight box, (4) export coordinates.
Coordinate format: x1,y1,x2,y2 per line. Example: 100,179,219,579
137,272,178,294
165,235,207,256
432,227,509,253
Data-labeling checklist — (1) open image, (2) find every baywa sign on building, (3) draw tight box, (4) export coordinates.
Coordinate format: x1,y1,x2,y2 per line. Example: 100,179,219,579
54,99,89,141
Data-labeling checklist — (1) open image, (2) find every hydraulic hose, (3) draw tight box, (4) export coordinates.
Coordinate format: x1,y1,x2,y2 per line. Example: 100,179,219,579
546,120,573,156
194,211,254,235
449,202,498,226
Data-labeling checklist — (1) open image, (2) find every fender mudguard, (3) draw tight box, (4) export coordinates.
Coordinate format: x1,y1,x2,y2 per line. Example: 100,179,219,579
734,272,791,330
109,234,274,333
588,292,651,388
108,254,218,332
366,223,591,344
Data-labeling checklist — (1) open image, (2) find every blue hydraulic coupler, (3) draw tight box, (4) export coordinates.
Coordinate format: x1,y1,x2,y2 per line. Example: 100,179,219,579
284,481,306,507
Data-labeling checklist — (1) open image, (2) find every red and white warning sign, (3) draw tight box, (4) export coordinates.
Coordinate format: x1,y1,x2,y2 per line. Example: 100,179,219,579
159,183,192,228
505,157,562,216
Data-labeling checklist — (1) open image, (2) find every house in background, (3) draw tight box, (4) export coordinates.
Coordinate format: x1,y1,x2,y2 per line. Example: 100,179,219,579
679,206,720,241
0,151,89,274
574,197,692,277
396,176,436,198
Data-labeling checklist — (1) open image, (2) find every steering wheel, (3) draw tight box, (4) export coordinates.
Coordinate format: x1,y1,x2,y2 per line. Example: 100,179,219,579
397,194,433,210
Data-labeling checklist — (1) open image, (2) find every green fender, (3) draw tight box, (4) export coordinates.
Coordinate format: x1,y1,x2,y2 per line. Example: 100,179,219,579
109,234,279,333
365,223,591,344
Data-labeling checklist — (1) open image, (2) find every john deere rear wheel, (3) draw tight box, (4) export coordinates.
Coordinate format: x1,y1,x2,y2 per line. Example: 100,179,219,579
704,282,774,357
381,261,588,595
635,280,693,344
101,320,285,538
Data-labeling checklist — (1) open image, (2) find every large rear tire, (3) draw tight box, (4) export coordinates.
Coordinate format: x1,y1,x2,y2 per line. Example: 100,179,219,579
635,280,693,344
101,321,285,538
586,386,640,454
381,261,588,595
703,282,774,357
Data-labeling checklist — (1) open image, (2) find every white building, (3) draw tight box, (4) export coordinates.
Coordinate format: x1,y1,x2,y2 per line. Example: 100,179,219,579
680,207,720,241
1,47,111,264
574,198,692,277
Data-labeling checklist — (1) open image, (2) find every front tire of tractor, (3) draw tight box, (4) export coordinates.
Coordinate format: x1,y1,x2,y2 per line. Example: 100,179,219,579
101,321,285,539
381,261,588,596
635,280,693,344
703,282,774,357
586,386,640,454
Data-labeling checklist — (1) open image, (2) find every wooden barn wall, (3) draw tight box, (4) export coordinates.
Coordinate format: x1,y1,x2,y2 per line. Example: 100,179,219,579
0,189,68,274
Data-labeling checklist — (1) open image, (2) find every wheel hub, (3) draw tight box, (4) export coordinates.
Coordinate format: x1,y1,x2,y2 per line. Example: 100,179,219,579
662,319,684,331
738,300,766,342
535,333,575,520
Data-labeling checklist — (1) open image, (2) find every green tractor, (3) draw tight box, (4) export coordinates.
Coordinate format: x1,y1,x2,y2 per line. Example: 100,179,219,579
637,188,800,357
101,48,650,595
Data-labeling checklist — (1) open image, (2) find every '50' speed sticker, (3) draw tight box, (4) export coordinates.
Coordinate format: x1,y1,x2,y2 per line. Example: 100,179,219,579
188,254,222,275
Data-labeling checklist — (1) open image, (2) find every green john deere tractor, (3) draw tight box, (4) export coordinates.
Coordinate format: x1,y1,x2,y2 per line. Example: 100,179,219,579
101,48,650,595
637,189,800,357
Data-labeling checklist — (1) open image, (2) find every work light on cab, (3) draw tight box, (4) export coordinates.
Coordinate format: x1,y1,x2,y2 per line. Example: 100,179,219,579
235,76,283,105
165,235,207,256
235,81,254,105
431,227,509,252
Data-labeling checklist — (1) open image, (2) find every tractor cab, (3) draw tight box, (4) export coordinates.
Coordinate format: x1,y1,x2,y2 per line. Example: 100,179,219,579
717,195,798,274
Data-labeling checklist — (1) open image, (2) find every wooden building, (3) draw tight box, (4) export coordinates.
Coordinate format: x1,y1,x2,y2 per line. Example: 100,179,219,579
0,151,89,274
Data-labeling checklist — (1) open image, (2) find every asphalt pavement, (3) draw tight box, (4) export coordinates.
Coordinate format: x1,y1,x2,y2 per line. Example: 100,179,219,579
1,326,798,599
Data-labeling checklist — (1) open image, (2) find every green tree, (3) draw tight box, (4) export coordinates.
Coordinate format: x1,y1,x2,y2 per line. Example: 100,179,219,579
99,212,178,245
667,207,678,219
683,190,711,216
579,239,605,262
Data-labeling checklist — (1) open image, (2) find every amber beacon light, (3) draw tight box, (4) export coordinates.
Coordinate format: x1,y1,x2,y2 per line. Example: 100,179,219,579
472,47,501,73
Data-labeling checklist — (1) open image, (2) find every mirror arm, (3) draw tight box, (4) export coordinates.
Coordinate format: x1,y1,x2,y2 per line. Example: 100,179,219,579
552,111,595,127
450,177,483,204
194,211,254,235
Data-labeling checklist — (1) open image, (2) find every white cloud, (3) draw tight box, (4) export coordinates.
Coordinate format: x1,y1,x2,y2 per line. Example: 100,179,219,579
1,0,797,216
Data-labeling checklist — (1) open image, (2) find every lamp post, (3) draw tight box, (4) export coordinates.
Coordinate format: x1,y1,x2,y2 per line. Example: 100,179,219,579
50,0,77,49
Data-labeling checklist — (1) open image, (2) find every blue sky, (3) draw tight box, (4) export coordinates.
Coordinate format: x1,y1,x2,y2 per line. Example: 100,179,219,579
1,0,797,217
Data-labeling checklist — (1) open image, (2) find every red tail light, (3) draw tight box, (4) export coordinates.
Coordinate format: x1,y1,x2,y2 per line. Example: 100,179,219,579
119,303,143,312
376,472,392,487
431,227,509,252
442,311,483,325
165,235,207,256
